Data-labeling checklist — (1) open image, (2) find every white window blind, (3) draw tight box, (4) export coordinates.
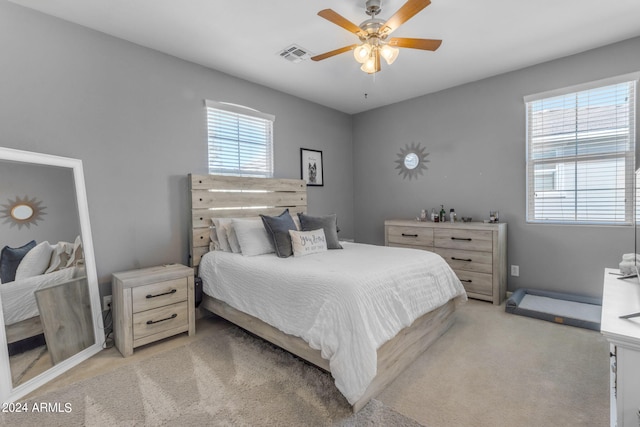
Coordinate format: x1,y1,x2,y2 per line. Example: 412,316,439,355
525,75,637,225
205,100,274,177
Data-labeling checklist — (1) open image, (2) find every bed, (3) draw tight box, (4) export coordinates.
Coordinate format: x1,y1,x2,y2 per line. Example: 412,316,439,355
1,238,84,347
189,174,467,412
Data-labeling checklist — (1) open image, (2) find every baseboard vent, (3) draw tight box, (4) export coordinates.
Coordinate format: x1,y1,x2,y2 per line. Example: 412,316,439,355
278,44,312,63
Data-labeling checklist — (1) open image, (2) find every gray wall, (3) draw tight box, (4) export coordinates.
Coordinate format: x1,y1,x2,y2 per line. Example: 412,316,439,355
353,36,640,298
0,1,354,295
2,0,638,300
0,161,79,248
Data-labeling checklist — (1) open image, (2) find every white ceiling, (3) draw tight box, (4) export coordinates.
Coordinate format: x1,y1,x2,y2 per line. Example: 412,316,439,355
10,0,640,114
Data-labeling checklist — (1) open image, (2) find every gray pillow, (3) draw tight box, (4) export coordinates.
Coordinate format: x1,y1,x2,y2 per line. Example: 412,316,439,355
297,213,343,250
261,209,297,258
0,240,37,283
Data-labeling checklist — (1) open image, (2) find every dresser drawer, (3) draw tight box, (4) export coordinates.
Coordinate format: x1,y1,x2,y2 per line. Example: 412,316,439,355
387,225,433,247
434,248,493,274
434,229,493,252
132,301,188,340
455,270,493,296
131,277,188,313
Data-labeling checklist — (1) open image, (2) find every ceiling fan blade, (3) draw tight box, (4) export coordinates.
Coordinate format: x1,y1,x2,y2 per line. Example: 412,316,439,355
375,50,381,73
380,0,432,35
388,37,442,51
318,9,365,37
311,45,358,62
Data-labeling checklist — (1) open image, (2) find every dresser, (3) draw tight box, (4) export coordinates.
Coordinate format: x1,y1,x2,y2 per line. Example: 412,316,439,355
112,264,195,357
384,219,507,305
601,268,640,427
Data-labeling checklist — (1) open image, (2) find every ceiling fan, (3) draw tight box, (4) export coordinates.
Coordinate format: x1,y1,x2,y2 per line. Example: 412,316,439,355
311,0,442,74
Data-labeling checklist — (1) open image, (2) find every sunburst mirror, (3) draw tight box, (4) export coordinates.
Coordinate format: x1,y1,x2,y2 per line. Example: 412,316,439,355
0,195,47,229
395,142,429,180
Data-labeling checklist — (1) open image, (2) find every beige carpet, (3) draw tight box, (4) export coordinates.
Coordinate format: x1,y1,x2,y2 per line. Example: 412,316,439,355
379,300,610,427
1,300,610,426
0,324,421,427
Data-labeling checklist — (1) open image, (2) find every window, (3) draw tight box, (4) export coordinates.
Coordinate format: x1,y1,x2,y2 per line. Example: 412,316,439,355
205,100,274,177
525,74,637,225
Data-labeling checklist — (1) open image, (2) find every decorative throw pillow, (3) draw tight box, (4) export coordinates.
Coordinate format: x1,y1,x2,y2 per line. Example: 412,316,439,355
260,209,297,258
232,218,275,256
212,218,233,252
289,229,328,257
297,213,343,250
45,241,73,274
15,241,55,280
65,235,84,268
0,240,36,283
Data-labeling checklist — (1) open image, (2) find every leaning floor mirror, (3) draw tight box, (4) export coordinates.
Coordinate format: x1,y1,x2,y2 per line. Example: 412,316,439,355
0,147,104,403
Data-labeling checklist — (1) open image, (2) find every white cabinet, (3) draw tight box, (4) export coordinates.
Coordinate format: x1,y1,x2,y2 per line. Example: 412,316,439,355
601,269,640,427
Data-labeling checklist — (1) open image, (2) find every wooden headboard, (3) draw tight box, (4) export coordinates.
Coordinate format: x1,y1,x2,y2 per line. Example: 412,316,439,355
189,174,307,269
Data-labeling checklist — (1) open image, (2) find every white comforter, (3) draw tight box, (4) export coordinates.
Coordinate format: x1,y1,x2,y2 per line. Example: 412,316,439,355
0,267,76,326
199,242,466,404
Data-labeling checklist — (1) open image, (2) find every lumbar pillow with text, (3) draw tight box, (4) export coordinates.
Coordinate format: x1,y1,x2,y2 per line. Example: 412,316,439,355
289,228,328,257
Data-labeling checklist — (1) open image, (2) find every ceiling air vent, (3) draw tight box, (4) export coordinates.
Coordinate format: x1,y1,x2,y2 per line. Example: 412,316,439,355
278,44,312,63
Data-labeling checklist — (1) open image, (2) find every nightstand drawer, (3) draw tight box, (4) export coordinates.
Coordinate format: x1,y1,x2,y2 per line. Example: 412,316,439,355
131,277,188,313
434,248,493,274
455,270,493,296
387,225,433,247
434,229,492,252
133,301,188,340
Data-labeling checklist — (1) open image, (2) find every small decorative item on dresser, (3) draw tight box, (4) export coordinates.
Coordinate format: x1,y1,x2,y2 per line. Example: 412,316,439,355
112,264,195,357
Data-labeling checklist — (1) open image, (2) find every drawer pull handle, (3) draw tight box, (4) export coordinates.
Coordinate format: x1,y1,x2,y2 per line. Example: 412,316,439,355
452,257,472,262
451,237,472,241
460,279,473,283
146,289,177,299
146,313,178,325
402,233,419,237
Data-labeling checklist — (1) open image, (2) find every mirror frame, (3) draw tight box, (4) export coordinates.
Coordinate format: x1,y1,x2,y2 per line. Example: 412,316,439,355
0,147,105,403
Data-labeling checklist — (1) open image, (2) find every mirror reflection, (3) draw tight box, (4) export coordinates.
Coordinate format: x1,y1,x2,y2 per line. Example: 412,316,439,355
403,153,419,170
0,160,94,387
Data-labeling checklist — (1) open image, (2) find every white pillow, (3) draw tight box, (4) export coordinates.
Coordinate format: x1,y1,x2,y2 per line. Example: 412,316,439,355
15,241,55,280
291,213,301,231
289,229,328,257
209,220,220,251
232,218,275,256
227,224,242,253
212,218,233,252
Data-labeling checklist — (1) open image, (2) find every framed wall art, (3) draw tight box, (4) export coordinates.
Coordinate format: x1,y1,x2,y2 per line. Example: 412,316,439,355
300,148,323,186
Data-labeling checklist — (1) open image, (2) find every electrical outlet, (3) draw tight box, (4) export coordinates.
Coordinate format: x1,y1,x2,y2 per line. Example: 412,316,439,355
103,295,112,311
511,265,520,277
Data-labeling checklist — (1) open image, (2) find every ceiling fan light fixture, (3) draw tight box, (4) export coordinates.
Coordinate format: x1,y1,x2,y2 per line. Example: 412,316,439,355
360,55,378,74
380,44,399,65
353,43,372,64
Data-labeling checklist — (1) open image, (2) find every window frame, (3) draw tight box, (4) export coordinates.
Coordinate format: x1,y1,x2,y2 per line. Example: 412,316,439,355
205,100,275,178
524,73,638,226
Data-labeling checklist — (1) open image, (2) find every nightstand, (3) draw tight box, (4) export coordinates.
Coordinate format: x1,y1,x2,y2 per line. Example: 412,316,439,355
112,264,195,357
